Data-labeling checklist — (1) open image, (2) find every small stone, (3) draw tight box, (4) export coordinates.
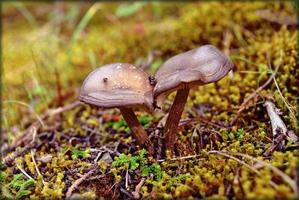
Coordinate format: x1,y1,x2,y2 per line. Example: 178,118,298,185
36,154,53,163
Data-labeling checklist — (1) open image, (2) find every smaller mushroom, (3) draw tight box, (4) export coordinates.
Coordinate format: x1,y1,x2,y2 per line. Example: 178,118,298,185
79,63,155,155
154,45,233,154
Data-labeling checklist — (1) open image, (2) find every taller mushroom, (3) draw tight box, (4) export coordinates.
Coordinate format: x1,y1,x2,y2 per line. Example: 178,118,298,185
154,45,233,153
79,63,155,155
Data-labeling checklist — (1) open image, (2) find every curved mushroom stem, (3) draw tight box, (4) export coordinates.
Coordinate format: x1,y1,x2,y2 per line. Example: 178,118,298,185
164,88,190,155
120,107,154,156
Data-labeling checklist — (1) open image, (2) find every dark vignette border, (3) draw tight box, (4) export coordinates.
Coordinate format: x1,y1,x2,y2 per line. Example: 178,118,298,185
0,1,298,199
0,1,3,159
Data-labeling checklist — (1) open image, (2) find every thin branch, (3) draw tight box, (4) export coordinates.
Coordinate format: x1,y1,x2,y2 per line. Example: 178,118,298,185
223,29,234,80
238,70,263,74
85,174,107,181
4,101,82,165
230,152,297,196
125,166,129,190
140,50,154,69
269,50,297,123
263,100,292,147
230,58,280,125
132,178,146,199
263,133,286,156
16,164,35,181
3,126,36,166
157,154,204,162
94,151,103,163
30,149,45,185
66,168,96,199
3,100,45,126
273,74,297,123
47,101,83,116
264,101,288,135
180,117,228,129
4,101,82,152
120,187,135,199
256,9,298,26
31,126,37,144
208,150,278,189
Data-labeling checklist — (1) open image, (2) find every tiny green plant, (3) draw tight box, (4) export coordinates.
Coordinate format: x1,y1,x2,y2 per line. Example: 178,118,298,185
112,120,128,130
0,162,6,183
235,128,245,141
169,174,190,186
141,163,163,181
112,149,163,181
71,148,91,160
112,149,147,170
138,115,153,129
228,128,245,141
2,174,35,200
111,115,152,131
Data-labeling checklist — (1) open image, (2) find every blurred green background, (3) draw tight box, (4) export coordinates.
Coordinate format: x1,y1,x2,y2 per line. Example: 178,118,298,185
2,1,297,133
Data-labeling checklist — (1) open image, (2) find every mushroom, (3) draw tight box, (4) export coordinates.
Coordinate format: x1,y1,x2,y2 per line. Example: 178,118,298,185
79,63,155,155
154,45,233,153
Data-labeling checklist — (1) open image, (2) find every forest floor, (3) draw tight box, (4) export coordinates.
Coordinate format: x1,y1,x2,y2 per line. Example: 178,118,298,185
1,2,298,199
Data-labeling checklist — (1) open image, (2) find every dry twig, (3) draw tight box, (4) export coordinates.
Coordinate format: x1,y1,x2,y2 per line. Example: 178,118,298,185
230,59,280,125
263,100,298,156
264,101,287,143
5,101,82,152
120,187,135,199
263,134,286,157
31,149,45,185
273,72,297,123
3,100,45,126
3,126,37,166
256,9,298,26
132,178,146,199
268,50,297,123
157,154,204,162
233,168,245,197
208,150,278,189
66,168,96,199
140,50,155,69
125,166,129,190
16,164,35,181
230,152,297,196
223,29,234,80
180,117,228,129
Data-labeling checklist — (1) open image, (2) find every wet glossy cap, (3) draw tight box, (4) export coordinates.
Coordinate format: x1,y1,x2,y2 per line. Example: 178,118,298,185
79,63,154,112
154,45,233,97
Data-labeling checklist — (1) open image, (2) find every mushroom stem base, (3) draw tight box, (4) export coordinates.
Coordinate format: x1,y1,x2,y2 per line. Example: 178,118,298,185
164,88,190,154
120,107,154,155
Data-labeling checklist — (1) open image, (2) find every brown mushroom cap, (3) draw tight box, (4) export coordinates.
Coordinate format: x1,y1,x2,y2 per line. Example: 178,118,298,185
79,63,154,112
154,45,233,97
